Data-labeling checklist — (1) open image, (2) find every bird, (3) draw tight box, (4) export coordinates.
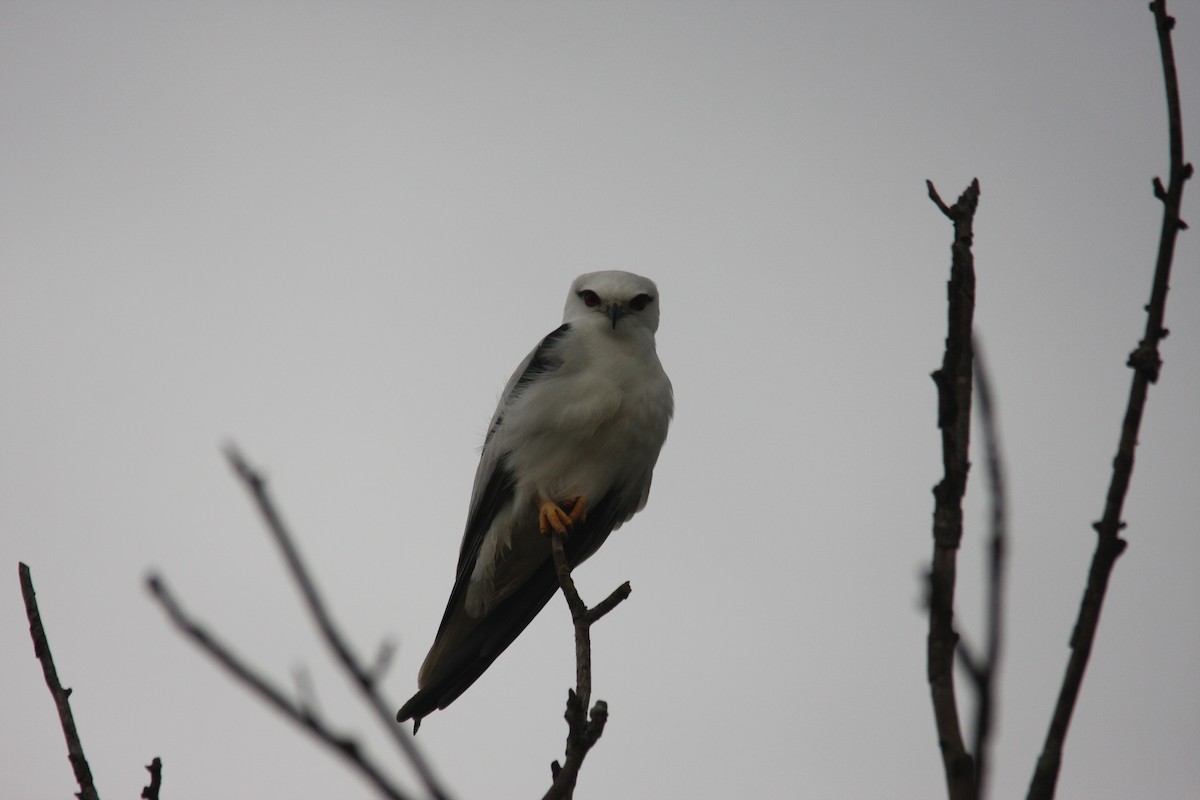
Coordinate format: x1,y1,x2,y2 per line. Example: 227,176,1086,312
397,270,673,730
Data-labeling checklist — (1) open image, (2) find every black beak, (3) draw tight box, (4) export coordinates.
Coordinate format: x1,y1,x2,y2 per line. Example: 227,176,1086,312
607,303,625,329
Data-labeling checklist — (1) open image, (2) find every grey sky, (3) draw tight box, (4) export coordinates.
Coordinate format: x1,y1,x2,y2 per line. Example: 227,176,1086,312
2,2,1197,798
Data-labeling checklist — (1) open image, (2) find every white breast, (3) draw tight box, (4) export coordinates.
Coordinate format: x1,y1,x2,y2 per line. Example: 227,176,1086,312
505,325,672,508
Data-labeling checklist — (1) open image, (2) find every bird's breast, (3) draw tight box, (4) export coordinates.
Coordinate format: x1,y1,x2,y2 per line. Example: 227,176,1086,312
516,355,668,500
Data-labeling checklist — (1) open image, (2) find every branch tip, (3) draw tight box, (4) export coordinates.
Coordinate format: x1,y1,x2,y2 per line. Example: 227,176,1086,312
141,757,163,800
926,177,980,800
20,564,101,800
927,180,953,217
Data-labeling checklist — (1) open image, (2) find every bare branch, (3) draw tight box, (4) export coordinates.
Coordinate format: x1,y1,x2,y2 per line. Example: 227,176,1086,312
145,573,415,800
140,757,163,800
925,178,981,800
1027,3,1190,798
926,179,954,218
541,532,631,800
19,562,102,800
969,342,1007,800
222,445,450,800
586,582,633,625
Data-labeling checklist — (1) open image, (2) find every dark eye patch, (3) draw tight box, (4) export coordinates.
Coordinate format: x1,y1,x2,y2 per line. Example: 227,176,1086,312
578,289,601,307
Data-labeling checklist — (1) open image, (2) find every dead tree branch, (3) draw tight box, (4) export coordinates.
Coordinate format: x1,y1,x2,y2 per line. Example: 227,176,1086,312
222,446,450,800
965,343,1008,800
925,177,980,800
19,562,103,800
1026,2,1191,798
140,757,163,800
146,573,415,800
147,445,454,799
541,533,632,800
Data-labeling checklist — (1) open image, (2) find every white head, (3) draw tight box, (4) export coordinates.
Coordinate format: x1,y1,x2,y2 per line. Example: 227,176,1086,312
563,270,662,334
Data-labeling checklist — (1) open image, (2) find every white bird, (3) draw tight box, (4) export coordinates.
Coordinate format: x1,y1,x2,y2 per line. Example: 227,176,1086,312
397,270,673,729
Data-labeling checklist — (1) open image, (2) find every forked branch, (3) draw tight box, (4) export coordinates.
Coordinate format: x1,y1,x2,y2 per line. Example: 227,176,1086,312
148,446,449,800
541,533,632,800
147,573,415,800
222,446,450,800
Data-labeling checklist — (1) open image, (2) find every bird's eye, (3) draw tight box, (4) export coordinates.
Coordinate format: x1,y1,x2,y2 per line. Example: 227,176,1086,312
629,293,653,311
579,290,601,307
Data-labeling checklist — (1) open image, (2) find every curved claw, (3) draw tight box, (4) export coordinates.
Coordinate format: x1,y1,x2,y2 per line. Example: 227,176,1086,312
562,495,588,525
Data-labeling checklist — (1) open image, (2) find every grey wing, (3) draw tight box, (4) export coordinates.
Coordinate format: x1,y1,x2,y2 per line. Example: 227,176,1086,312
453,322,570,579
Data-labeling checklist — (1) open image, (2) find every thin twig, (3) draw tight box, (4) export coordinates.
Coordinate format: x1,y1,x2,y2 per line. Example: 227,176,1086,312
140,757,163,800
19,563,102,800
223,445,450,800
541,532,631,800
970,342,1007,800
145,573,415,800
925,178,981,800
587,582,633,625
1027,3,1190,798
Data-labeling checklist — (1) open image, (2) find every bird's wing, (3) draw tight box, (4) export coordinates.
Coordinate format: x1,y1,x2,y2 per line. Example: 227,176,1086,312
440,323,571,627
397,493,626,724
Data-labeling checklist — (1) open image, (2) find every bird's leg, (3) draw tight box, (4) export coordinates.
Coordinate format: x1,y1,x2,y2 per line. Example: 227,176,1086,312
537,496,588,536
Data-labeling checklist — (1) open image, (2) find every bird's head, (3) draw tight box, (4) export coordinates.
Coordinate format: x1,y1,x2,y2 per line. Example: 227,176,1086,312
564,270,661,335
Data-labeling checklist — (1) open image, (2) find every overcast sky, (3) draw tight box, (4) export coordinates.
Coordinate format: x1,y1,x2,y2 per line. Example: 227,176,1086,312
3,2,1198,799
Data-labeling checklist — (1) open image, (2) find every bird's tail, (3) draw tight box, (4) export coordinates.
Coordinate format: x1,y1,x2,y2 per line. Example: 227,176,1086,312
396,565,560,726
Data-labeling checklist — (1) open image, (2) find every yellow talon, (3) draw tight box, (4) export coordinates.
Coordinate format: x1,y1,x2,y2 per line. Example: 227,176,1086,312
538,499,572,536
537,496,588,536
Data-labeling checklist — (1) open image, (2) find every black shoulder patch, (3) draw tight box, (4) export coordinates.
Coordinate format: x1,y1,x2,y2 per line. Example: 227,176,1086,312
515,323,570,392
485,324,571,446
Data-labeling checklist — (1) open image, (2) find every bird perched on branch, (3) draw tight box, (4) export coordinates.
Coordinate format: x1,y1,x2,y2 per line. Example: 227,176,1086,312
397,270,673,730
